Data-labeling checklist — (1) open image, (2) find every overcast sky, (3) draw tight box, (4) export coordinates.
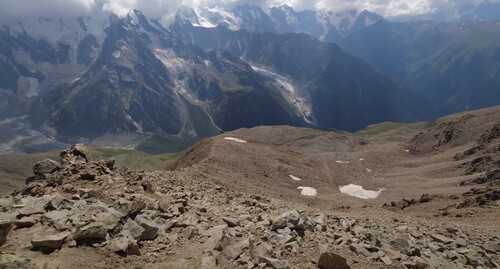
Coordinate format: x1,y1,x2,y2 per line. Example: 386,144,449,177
0,0,497,20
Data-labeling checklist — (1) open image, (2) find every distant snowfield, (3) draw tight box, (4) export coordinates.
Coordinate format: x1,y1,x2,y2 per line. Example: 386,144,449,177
297,186,317,197
289,175,302,181
223,137,247,143
339,184,385,199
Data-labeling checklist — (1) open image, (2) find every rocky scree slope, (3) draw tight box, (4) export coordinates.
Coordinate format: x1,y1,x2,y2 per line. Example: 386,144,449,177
0,143,499,268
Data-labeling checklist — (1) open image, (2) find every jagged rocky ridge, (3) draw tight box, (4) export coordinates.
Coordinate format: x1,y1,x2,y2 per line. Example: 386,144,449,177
0,144,499,268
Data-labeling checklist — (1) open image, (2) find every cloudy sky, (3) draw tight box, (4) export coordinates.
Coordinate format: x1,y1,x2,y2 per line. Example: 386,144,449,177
0,0,496,20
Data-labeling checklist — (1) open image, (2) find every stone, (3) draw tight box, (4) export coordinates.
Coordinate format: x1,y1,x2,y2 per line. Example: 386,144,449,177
454,238,467,247
108,237,140,255
222,217,239,227
0,220,13,246
95,212,120,230
380,256,392,266
318,252,351,269
128,198,146,216
223,238,250,260
31,232,70,250
17,196,53,217
74,222,108,242
271,210,300,231
258,256,290,269
201,256,217,269
203,225,227,252
15,216,38,229
80,172,97,181
71,144,91,162
0,197,14,212
135,216,159,241
0,254,31,269
121,219,145,240
403,260,430,269
430,234,454,244
32,159,59,176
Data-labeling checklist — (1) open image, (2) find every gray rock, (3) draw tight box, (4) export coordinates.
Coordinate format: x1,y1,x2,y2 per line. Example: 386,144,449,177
258,256,290,269
32,159,59,176
380,255,392,266
121,219,145,240
108,237,141,256
74,222,108,242
202,225,227,252
128,198,146,216
17,196,53,217
15,216,38,229
430,234,454,244
0,197,14,212
454,238,467,247
271,210,300,231
95,212,120,230
0,220,13,246
318,252,351,269
222,217,239,227
31,232,70,250
135,216,159,241
223,238,250,260
201,256,217,269
71,144,91,163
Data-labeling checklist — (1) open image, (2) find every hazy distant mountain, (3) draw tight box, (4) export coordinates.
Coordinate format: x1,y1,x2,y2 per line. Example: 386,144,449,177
0,10,305,152
460,1,500,21
342,20,500,115
170,22,429,131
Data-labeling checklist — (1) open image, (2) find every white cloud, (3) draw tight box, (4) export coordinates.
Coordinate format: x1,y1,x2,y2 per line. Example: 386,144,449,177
0,0,498,20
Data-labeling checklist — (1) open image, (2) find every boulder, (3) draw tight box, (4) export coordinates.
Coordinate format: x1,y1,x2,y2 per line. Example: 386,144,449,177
128,198,146,216
0,197,14,212
135,216,159,240
318,252,351,269
222,217,239,228
74,222,108,242
31,232,70,250
258,256,290,269
15,216,38,229
271,210,300,231
223,238,250,260
32,159,59,176
71,144,91,163
95,212,120,230
17,196,53,217
108,237,141,256
121,219,145,240
0,220,13,246
430,234,454,244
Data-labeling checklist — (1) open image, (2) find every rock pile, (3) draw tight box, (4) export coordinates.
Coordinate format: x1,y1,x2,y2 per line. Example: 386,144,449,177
0,145,499,268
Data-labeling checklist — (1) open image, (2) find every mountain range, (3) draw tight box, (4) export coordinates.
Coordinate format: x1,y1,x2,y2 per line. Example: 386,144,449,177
0,2,499,153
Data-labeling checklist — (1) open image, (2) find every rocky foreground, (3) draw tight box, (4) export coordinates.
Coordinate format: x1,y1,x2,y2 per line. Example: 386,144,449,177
0,144,498,269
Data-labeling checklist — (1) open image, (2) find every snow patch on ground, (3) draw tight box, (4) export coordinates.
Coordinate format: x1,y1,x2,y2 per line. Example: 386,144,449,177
336,160,350,164
297,186,317,197
112,51,121,58
289,175,302,181
339,184,385,199
223,137,247,143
